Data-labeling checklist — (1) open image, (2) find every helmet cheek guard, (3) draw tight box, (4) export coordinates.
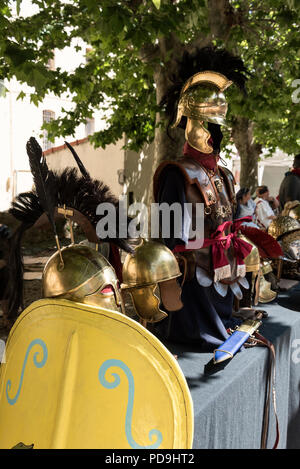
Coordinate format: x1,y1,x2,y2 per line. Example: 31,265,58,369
121,239,182,324
173,71,232,154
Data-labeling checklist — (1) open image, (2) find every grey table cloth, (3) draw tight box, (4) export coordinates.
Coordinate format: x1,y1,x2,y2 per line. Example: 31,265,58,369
168,283,300,449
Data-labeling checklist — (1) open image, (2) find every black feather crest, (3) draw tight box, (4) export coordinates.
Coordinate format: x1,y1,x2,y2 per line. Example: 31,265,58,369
26,137,58,237
64,141,90,179
10,167,132,253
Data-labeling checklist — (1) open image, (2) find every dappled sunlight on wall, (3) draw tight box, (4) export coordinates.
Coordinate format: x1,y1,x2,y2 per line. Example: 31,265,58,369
124,143,155,207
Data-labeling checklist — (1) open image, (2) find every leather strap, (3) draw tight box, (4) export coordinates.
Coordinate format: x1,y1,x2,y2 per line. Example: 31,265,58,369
250,332,280,449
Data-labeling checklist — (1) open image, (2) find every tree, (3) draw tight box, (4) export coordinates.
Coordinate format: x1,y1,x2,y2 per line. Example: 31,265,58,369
0,0,299,195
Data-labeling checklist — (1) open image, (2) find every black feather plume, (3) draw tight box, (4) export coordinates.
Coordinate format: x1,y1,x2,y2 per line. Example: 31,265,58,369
26,137,58,238
65,141,90,179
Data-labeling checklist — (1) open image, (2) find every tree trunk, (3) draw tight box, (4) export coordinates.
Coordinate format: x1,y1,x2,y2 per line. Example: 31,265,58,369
152,35,185,165
231,117,262,195
152,34,212,168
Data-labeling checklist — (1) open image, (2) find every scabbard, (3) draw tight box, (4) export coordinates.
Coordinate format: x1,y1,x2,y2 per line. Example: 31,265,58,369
214,318,262,364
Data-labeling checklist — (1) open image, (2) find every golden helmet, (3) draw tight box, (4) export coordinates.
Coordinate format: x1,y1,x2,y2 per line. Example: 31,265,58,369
173,71,232,154
287,203,300,222
268,216,300,240
122,239,182,323
240,235,260,273
280,231,300,260
43,244,123,313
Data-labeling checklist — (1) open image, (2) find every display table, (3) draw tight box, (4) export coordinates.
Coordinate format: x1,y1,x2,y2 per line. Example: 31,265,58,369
169,283,300,449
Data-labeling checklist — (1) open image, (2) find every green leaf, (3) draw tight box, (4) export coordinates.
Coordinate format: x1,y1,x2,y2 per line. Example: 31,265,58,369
0,80,6,97
16,0,22,16
17,90,26,100
152,0,161,9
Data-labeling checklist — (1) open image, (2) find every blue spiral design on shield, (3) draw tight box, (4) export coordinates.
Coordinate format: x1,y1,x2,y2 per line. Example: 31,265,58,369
98,359,163,449
6,339,48,406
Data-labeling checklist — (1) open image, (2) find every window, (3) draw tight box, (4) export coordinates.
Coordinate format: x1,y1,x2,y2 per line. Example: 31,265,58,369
85,117,95,136
42,110,55,150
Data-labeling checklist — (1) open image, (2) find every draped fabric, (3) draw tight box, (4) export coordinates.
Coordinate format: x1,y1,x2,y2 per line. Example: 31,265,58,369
153,165,238,350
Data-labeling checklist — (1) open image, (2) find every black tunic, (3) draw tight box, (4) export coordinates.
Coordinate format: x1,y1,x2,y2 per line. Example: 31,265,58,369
279,171,300,210
153,166,236,352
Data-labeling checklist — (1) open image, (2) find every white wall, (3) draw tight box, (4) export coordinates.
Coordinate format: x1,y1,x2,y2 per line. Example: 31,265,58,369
0,35,111,211
46,139,125,197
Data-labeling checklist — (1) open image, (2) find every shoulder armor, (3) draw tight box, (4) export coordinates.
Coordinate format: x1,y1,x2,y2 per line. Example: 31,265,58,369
153,159,218,208
218,166,236,203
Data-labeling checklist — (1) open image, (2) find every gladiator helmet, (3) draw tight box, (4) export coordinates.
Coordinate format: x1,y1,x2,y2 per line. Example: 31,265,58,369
162,47,249,154
268,216,300,240
122,239,183,323
7,137,132,319
43,245,123,312
282,200,300,222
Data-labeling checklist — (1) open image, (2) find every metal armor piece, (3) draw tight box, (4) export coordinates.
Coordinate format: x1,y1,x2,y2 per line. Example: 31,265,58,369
258,276,277,304
241,236,260,273
261,260,273,276
185,119,213,154
43,244,123,313
122,239,182,323
173,71,232,153
268,216,300,240
287,202,300,222
280,231,300,260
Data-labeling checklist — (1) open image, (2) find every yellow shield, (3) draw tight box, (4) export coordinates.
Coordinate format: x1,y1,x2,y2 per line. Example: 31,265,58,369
0,299,193,449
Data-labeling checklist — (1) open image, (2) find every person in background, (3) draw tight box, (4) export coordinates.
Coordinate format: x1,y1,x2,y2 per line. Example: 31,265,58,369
234,188,259,227
255,185,278,229
279,154,300,210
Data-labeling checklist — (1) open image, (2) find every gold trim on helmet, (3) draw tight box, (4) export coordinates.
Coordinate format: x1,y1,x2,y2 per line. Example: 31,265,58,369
181,71,233,95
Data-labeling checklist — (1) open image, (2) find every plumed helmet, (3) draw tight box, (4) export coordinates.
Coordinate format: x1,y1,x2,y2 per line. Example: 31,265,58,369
43,244,123,313
268,216,300,240
122,239,182,323
162,47,249,154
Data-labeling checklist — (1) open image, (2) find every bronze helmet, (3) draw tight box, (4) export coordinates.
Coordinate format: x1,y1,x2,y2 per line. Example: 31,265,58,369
122,239,182,323
43,244,123,313
173,71,232,153
280,231,300,261
268,216,300,240
162,47,248,154
284,201,300,222
7,137,132,320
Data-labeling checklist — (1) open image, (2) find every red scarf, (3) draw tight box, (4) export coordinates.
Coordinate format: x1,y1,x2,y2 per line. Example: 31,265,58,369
183,141,219,171
174,218,253,282
292,168,300,177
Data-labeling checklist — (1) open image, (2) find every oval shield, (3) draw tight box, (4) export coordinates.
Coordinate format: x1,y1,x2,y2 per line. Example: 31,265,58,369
0,299,193,449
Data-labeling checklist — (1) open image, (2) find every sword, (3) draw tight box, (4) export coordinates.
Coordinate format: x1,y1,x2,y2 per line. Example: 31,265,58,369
213,314,263,364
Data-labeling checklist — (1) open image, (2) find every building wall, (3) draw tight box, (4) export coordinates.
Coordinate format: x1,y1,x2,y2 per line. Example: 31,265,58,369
124,143,155,205
0,37,113,211
45,139,125,197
